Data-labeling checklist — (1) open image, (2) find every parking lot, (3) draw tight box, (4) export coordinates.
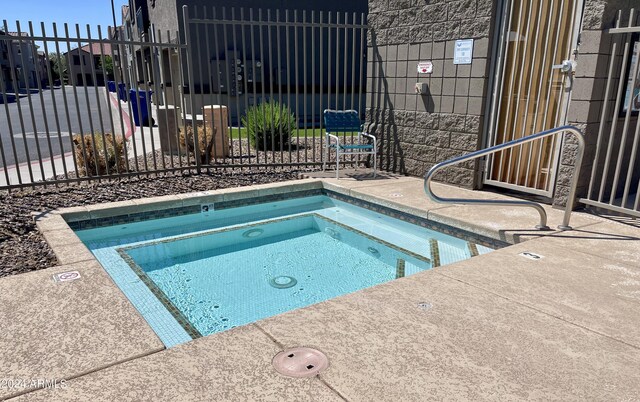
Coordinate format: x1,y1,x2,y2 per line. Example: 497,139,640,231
0,86,111,167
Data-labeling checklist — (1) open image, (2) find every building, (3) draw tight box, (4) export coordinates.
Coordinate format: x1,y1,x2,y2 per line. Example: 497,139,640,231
365,0,640,213
65,42,114,87
120,0,368,123
0,30,42,92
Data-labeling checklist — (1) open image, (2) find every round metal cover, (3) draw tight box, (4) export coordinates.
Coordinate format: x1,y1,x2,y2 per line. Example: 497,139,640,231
272,347,329,378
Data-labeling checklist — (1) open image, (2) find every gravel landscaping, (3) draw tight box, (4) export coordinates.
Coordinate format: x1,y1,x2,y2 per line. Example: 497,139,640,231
0,168,308,278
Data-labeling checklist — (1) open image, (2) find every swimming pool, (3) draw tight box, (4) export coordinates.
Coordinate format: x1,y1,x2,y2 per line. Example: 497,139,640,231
75,190,499,347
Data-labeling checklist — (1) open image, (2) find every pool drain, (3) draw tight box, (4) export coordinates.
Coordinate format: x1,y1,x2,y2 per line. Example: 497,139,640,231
269,276,297,289
242,228,264,238
272,347,329,378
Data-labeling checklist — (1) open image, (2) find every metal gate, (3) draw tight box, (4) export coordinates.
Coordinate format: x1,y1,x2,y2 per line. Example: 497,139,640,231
0,7,367,190
484,0,583,197
580,10,640,218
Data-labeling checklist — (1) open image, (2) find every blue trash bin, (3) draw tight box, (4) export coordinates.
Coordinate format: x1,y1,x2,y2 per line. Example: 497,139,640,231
107,81,116,93
117,83,128,101
129,89,154,127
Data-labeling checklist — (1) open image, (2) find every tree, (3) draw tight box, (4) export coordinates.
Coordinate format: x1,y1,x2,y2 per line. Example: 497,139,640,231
48,52,67,82
99,55,114,79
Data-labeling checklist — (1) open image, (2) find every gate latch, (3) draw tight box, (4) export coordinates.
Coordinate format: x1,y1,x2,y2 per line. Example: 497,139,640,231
552,60,575,74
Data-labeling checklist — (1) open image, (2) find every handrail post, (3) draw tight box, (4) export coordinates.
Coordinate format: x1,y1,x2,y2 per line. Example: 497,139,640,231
424,125,585,231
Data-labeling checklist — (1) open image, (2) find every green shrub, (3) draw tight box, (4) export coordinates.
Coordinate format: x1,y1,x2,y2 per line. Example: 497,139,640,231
241,101,296,151
73,133,126,176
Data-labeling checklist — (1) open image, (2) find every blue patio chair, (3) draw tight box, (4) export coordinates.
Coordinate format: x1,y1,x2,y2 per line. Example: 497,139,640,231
323,109,377,179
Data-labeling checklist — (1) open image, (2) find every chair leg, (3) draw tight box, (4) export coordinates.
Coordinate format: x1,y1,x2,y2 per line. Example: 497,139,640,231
322,137,327,172
373,151,377,178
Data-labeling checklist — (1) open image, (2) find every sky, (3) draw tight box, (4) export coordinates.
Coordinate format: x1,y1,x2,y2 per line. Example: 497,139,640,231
3,0,129,42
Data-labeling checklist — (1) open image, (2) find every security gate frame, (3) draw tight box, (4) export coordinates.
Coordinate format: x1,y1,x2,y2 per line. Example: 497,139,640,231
483,0,584,197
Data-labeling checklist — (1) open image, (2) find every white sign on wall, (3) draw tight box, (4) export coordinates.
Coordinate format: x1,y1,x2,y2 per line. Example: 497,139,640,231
416,61,433,74
453,39,474,65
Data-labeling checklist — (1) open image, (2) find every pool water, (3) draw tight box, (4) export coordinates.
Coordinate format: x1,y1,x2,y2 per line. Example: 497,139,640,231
77,194,494,347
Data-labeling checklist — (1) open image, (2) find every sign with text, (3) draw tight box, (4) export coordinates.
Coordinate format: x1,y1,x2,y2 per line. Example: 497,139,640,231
453,39,474,65
416,61,433,74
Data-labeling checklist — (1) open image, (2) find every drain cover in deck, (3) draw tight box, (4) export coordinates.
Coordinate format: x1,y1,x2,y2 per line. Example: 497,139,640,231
272,347,329,378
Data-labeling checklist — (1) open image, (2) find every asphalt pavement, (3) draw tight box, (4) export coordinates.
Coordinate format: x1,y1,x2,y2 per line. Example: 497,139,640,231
0,86,112,167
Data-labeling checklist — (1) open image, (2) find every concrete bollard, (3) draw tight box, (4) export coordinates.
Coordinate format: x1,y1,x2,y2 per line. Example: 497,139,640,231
158,105,182,155
203,105,230,158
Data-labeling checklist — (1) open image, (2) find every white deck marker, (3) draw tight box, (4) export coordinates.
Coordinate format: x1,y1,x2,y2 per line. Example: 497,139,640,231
53,271,81,283
519,252,544,261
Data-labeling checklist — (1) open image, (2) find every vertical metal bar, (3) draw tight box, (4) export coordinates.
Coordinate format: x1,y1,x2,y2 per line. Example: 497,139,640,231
285,10,293,164
182,5,201,174
210,7,224,166
230,7,247,168
319,11,324,165
598,32,632,201
41,23,69,180
328,11,332,112
28,22,58,180
516,0,544,187
350,12,358,168
533,0,565,190
148,26,166,171
300,10,307,164
496,0,525,182
86,26,111,177
137,27,158,172
193,6,208,168
275,10,284,160
16,21,47,181
155,30,174,169
357,13,366,133
350,12,357,113
248,8,259,165
267,9,276,158
505,0,534,185
175,28,191,168
74,24,101,177
52,23,80,178
486,0,516,181
124,23,142,171
343,12,350,156
524,0,555,188
108,30,130,173
0,29,25,184
221,7,239,165
165,30,181,169
311,10,316,164
588,12,621,200
609,10,638,204
97,26,122,174
258,8,269,162
239,8,251,167
202,9,219,165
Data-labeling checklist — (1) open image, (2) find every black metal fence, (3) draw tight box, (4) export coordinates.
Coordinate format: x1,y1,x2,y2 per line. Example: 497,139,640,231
0,6,368,190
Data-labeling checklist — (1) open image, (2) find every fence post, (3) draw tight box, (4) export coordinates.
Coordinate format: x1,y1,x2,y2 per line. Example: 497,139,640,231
182,5,201,173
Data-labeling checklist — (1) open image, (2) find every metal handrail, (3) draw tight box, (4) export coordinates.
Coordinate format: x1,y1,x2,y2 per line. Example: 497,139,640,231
424,125,585,231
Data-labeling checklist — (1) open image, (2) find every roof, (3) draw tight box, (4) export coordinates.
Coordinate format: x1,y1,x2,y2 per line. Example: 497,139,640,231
79,42,113,56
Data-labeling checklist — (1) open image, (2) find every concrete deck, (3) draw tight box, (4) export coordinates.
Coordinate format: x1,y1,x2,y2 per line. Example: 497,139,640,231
4,176,640,401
